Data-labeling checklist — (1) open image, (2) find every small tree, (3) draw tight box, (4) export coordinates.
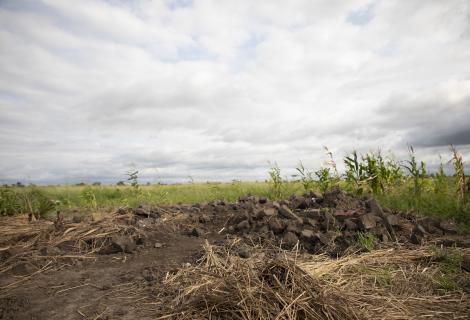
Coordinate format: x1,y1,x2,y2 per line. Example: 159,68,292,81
127,170,139,190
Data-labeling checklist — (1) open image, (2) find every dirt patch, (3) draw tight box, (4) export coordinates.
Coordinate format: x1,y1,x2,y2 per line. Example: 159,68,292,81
0,190,469,319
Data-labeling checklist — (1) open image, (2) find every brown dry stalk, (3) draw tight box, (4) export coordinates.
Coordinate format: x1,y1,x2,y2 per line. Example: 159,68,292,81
298,247,470,320
159,241,361,320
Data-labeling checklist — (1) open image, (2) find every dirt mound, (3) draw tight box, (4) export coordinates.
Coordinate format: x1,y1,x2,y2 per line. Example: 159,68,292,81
222,189,464,255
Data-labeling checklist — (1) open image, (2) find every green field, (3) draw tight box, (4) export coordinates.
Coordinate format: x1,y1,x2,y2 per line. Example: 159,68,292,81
1,147,469,231
1,179,468,230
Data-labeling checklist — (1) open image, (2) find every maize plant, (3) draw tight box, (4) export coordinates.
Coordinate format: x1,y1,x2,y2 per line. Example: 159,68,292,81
450,145,467,203
434,155,447,194
402,146,427,198
344,150,367,194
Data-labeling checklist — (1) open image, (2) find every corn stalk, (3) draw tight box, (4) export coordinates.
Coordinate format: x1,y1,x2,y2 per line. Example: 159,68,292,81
450,145,466,203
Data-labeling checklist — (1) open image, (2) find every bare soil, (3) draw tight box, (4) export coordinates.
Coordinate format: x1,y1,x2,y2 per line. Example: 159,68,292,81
1,189,469,319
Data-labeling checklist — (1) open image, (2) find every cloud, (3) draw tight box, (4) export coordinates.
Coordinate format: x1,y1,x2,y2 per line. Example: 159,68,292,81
0,0,469,184
377,81,470,147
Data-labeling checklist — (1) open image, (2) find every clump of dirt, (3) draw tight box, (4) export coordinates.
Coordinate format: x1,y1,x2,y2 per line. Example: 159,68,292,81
222,189,467,256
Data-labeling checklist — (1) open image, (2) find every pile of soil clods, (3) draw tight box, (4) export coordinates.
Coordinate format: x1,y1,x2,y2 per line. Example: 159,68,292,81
223,189,464,255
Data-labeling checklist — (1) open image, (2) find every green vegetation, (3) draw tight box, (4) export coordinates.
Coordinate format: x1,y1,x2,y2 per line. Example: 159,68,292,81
432,246,463,274
292,161,315,192
450,145,467,204
0,187,56,219
0,181,302,215
126,170,140,190
431,246,466,292
268,162,288,199
402,146,427,199
0,145,468,231
357,232,376,252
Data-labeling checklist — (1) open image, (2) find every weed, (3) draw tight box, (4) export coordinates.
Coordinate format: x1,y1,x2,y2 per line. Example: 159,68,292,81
374,269,392,288
357,232,376,252
21,188,56,219
432,246,463,274
354,266,392,288
80,187,97,209
315,167,332,193
268,162,286,199
293,161,315,192
433,274,461,292
431,246,468,293
0,188,21,216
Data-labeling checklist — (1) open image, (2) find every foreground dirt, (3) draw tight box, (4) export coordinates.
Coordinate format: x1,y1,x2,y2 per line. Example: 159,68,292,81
1,189,469,319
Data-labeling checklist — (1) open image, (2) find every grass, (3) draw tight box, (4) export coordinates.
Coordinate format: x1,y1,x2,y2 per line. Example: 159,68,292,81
430,246,466,292
357,232,376,252
1,181,303,212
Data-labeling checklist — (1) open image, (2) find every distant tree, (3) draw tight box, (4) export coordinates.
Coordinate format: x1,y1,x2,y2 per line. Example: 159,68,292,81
116,181,126,186
15,181,25,187
92,182,101,186
75,182,86,186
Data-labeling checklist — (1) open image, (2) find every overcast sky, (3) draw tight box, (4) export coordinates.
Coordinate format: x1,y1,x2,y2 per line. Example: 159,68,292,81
1,0,469,184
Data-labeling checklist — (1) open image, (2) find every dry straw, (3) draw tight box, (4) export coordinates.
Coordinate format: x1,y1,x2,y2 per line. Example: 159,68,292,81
298,247,470,319
0,211,140,293
159,240,360,320
158,243,469,320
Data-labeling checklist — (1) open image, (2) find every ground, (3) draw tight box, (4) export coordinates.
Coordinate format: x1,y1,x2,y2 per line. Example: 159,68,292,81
1,190,469,319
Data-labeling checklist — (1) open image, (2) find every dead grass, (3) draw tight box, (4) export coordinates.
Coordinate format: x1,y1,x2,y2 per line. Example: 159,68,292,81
159,240,360,319
298,246,470,319
0,210,141,294
157,243,470,320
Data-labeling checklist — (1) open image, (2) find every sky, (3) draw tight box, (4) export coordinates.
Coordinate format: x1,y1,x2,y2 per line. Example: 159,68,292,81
0,0,470,184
